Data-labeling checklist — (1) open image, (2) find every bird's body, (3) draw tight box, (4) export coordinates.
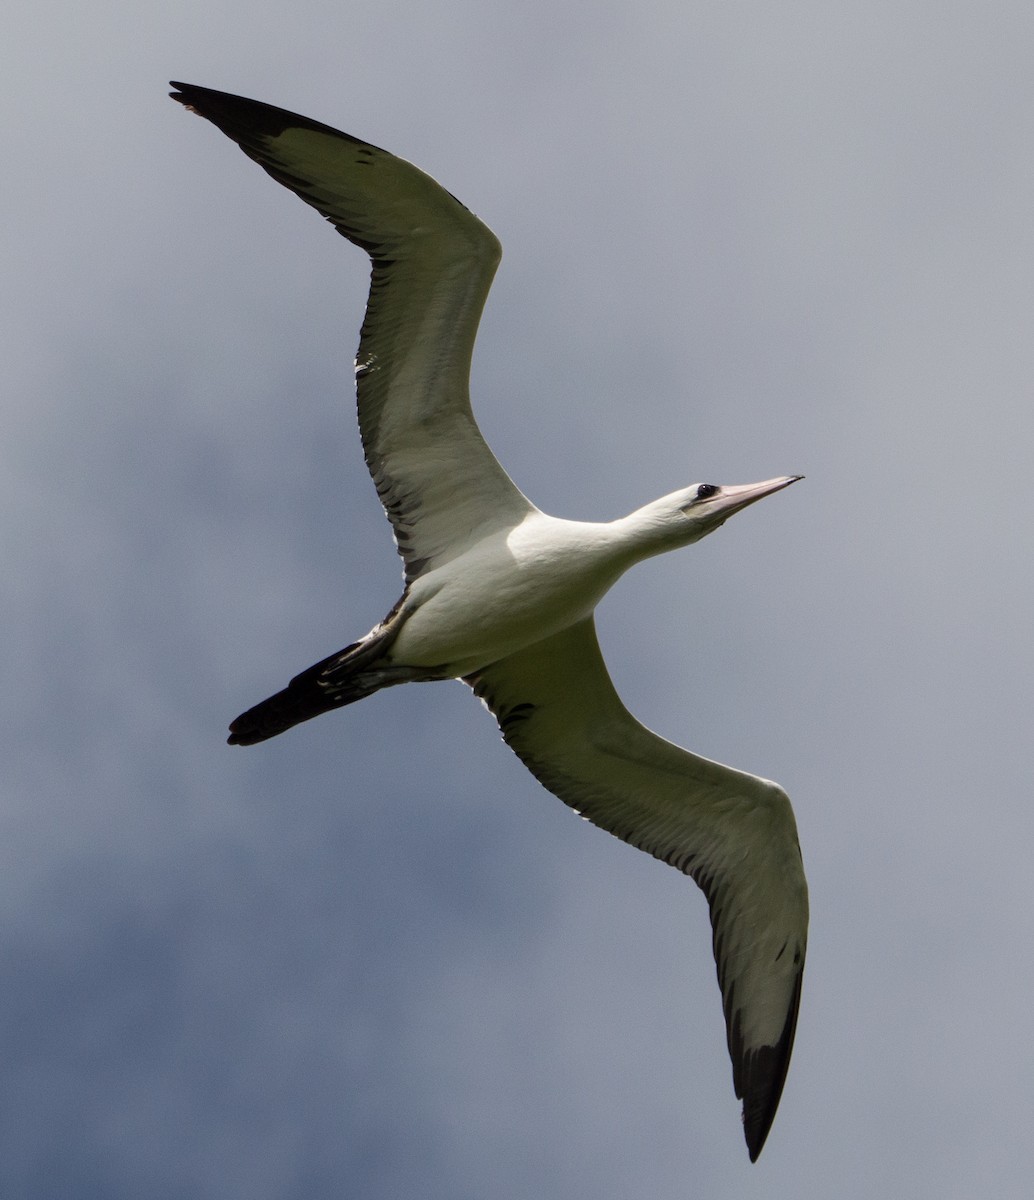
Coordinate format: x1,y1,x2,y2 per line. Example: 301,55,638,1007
387,495,735,672
389,513,623,673
171,82,809,1161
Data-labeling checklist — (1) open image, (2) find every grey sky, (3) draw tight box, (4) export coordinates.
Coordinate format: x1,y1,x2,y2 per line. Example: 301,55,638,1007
5,1,1034,1196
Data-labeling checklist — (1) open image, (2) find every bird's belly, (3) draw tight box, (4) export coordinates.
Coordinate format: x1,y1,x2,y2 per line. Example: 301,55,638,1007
389,546,618,675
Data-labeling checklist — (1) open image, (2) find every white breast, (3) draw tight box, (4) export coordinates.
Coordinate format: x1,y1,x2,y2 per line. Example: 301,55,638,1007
389,513,630,674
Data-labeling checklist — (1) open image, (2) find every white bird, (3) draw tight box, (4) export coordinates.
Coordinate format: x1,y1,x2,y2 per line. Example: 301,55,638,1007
171,82,808,1161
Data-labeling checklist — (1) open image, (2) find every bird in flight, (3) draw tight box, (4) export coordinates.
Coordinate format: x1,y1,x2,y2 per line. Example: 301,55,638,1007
170,82,808,1161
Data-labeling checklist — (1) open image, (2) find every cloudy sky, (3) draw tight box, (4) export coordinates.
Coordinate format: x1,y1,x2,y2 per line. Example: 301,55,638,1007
6,1,1034,1196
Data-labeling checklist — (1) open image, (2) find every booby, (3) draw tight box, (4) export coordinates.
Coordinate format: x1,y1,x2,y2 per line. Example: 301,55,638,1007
170,82,808,1161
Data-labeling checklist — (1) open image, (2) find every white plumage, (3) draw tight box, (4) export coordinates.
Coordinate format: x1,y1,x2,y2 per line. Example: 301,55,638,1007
171,82,808,1161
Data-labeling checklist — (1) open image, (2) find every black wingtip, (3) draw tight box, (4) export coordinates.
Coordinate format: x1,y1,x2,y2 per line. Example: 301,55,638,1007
738,965,804,1161
169,81,201,107
741,1045,785,1161
168,81,348,144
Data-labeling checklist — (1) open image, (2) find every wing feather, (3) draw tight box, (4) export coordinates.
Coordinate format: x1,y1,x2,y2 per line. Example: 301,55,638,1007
467,618,808,1160
170,83,535,581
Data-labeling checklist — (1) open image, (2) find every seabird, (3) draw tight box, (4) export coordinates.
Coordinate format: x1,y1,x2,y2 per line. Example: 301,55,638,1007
170,82,808,1161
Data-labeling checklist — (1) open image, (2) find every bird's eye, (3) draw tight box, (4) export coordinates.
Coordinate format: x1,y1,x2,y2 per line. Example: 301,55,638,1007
696,483,719,500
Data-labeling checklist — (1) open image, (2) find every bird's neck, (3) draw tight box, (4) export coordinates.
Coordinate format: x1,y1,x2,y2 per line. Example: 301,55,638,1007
611,493,700,563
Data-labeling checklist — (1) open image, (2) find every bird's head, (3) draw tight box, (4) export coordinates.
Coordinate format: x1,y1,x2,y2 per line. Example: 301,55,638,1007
625,475,803,555
681,476,803,539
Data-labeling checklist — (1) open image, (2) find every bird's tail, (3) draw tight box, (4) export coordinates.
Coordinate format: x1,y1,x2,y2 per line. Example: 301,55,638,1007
227,634,439,746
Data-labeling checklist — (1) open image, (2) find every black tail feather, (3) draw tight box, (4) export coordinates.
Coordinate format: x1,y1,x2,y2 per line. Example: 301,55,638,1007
228,634,446,746
228,641,366,745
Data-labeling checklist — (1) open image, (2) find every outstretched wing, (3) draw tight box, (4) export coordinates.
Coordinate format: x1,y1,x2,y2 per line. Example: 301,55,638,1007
467,618,808,1161
170,83,536,582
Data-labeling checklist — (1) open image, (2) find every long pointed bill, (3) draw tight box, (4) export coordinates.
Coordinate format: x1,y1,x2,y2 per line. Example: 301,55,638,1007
716,474,802,511
704,475,803,525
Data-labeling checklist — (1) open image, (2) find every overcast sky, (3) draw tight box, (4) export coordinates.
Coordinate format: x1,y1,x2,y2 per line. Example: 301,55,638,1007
5,1,1034,1196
